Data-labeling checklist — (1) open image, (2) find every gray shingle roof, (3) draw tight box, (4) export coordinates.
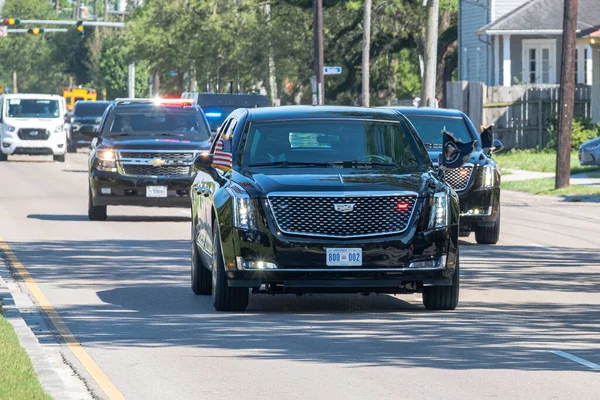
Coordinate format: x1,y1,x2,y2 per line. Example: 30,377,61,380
478,0,600,35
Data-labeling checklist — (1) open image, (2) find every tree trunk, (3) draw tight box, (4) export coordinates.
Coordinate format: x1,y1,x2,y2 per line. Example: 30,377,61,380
361,0,372,107
555,0,579,189
153,72,160,96
104,0,109,21
12,70,18,94
265,1,278,106
74,0,81,19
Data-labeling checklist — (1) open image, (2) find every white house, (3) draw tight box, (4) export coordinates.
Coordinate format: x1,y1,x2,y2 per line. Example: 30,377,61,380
460,0,600,87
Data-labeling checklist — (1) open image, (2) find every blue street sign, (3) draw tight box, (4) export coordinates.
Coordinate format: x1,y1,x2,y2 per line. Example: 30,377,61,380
323,66,342,75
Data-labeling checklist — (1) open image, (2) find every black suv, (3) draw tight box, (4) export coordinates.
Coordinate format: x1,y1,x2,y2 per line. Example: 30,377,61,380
68,100,112,153
190,106,464,312
87,99,212,220
385,107,503,244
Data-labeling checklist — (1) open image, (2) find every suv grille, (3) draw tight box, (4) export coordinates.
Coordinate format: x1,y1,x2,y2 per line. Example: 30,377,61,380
268,194,417,238
444,165,473,191
119,151,195,162
121,165,191,176
18,129,50,141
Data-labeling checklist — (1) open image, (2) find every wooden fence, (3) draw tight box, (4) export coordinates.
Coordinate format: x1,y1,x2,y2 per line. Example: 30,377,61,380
446,82,592,149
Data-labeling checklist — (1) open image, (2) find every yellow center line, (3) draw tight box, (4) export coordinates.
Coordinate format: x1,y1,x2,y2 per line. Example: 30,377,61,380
0,235,125,400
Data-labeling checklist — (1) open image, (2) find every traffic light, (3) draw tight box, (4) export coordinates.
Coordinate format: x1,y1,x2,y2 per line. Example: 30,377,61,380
2,18,21,26
76,20,84,38
27,27,44,35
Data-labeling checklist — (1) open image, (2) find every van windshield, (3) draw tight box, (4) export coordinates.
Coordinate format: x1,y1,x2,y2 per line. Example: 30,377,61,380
6,99,60,119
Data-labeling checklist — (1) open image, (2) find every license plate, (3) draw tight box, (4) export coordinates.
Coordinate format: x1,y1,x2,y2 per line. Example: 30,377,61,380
326,248,362,266
146,186,167,198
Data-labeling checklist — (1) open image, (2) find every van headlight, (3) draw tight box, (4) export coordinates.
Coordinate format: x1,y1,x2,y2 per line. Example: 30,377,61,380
96,149,117,172
482,165,495,188
428,192,449,229
54,125,65,133
4,124,17,133
228,183,256,230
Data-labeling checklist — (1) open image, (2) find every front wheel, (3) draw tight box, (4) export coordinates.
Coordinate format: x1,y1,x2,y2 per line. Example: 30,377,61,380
422,254,460,310
475,207,501,245
53,154,66,162
211,224,249,312
88,187,107,221
67,140,77,153
191,221,212,295
0,153,7,161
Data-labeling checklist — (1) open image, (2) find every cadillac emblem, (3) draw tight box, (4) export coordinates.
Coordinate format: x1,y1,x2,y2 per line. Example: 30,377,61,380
333,203,355,213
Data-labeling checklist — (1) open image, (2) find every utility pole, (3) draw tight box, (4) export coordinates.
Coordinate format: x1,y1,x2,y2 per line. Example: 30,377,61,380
128,63,135,98
313,0,324,105
555,0,579,189
361,0,372,107
12,70,18,94
421,0,439,108
104,0,109,21
94,0,99,20
55,0,60,14
73,0,81,19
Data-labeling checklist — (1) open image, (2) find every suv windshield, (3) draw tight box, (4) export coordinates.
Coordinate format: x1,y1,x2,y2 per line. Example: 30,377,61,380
74,102,110,118
243,120,421,170
405,115,473,146
6,98,60,119
103,106,210,141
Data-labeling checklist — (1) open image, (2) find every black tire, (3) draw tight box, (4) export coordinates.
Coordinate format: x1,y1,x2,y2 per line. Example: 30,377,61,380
211,224,249,312
53,154,66,162
191,221,212,295
88,187,107,221
475,207,501,245
0,153,7,161
67,140,77,153
423,254,460,310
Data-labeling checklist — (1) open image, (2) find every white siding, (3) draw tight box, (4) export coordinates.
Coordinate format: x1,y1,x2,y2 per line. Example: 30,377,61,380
459,0,492,83
494,0,529,20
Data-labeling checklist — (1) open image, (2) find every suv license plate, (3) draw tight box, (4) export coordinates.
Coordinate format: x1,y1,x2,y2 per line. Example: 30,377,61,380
146,186,167,198
326,248,362,266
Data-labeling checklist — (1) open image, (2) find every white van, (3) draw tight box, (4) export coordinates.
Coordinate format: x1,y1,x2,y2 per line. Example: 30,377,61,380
0,94,68,162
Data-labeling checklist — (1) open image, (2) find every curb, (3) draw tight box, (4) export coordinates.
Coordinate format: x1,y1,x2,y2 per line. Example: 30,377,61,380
0,257,94,400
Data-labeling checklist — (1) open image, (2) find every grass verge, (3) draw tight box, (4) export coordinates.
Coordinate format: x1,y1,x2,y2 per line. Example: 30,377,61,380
0,313,52,400
502,178,600,196
495,150,600,175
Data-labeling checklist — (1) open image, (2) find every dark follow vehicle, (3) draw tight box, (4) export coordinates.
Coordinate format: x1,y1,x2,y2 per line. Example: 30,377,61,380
181,92,270,134
88,99,212,220
68,100,112,153
385,107,503,244
190,106,465,312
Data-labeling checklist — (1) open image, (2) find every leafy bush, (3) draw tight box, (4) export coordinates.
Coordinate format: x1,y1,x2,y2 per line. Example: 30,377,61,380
546,116,600,150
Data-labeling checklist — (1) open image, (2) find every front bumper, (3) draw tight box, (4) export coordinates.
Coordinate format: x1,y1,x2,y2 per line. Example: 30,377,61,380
1,135,66,156
90,170,193,208
69,129,94,148
219,225,459,291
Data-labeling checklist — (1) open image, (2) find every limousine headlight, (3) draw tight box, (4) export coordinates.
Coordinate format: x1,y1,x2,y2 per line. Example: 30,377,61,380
429,192,449,229
228,183,256,231
482,165,495,188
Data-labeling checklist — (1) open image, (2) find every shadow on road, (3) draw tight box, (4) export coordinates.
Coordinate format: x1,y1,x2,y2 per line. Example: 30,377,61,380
27,214,191,223
62,169,88,173
3,239,599,372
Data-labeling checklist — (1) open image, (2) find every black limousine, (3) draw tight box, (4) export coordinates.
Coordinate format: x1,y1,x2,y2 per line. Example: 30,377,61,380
190,106,464,311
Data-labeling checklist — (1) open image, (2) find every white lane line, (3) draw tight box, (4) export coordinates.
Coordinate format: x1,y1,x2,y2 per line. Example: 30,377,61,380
179,210,190,215
552,351,600,371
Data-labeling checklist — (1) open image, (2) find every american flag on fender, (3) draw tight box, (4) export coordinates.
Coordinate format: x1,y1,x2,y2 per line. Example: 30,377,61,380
213,132,233,172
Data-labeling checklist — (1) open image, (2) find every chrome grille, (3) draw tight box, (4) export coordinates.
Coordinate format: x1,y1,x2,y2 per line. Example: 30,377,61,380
18,128,50,141
268,194,417,238
119,151,195,161
443,165,473,191
121,165,191,176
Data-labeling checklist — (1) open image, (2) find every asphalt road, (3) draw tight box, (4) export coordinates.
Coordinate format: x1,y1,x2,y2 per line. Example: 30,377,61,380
1,153,599,400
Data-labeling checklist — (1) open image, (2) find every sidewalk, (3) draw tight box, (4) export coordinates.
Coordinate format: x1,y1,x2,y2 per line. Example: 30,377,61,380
503,168,600,186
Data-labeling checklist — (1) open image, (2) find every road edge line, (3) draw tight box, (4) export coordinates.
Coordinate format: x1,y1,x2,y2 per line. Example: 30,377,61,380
0,235,126,400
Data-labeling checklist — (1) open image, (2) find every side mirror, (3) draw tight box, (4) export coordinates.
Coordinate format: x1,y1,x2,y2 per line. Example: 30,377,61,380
441,130,475,169
193,153,214,171
91,137,98,148
492,139,504,153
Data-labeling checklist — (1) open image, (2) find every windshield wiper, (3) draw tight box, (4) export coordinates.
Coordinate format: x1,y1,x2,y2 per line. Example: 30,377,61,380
151,133,185,137
248,161,332,168
106,133,135,138
329,160,398,167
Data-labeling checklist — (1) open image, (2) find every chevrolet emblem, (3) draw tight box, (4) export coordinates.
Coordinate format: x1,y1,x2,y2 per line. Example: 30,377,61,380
149,158,166,166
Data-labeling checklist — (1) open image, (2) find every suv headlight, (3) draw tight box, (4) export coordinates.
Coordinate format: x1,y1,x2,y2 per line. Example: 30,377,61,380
227,183,256,230
482,165,495,188
96,149,117,172
429,192,449,229
3,124,17,133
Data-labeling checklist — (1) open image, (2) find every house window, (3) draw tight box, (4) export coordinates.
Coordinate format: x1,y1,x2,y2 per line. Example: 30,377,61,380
522,39,557,84
576,44,592,85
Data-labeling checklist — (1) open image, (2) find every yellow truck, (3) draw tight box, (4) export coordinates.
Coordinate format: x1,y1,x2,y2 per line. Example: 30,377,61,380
63,87,97,110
